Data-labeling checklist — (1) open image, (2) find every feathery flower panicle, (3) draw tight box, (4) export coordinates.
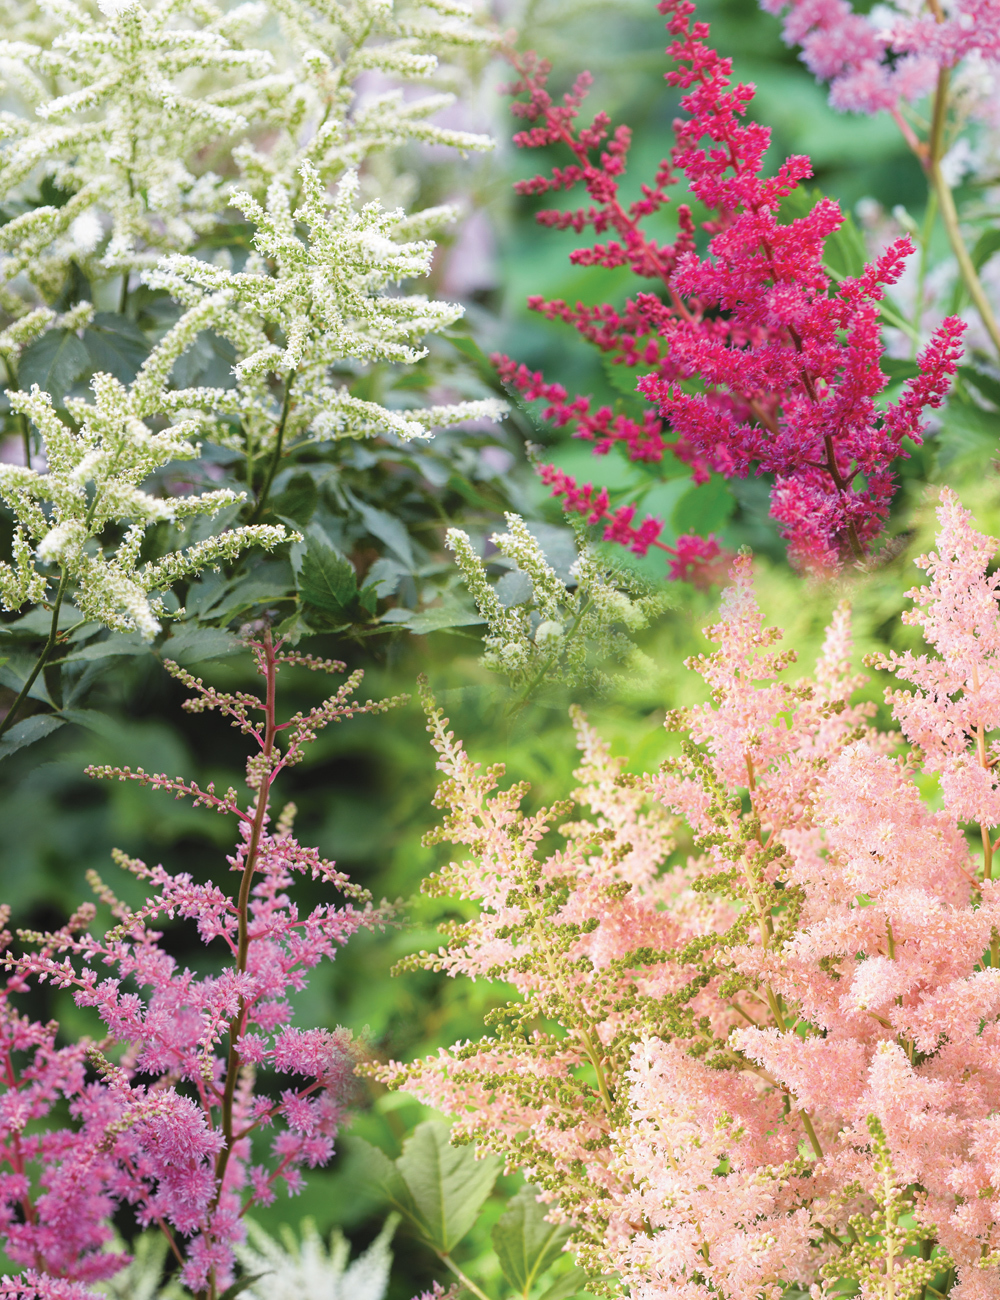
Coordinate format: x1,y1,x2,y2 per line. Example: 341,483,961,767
0,631,398,1298
496,0,964,575
759,2,1000,359
445,511,664,698
762,0,1000,117
0,0,496,293
391,491,1000,1300
145,163,505,458
0,370,287,640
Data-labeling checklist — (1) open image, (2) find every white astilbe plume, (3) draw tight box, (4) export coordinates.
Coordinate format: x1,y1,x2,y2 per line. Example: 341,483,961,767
236,0,496,196
0,0,273,288
447,512,664,696
235,1214,398,1300
0,373,288,639
0,0,496,300
145,163,506,450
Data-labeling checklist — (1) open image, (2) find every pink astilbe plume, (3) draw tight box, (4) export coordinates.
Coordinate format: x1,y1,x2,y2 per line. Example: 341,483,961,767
392,495,1000,1300
762,0,1000,117
496,0,964,575
0,632,399,1299
871,489,1000,876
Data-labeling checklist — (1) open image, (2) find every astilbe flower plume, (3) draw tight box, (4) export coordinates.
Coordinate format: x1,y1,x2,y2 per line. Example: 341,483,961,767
0,631,399,1300
762,0,1000,117
495,0,964,575
384,491,1000,1300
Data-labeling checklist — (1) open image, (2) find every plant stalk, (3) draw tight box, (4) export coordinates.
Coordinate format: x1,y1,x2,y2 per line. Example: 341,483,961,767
924,66,1000,360
0,571,68,741
247,374,296,524
203,629,279,1300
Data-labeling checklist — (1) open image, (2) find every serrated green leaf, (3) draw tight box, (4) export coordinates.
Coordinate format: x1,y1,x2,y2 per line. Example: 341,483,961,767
18,328,89,401
960,365,1000,409
406,606,484,634
0,653,55,705
61,633,149,663
671,474,736,535
492,1186,573,1296
395,1121,500,1252
936,397,998,470
81,312,149,384
536,1267,592,1300
602,357,651,399
0,713,64,759
299,538,358,613
351,1136,417,1217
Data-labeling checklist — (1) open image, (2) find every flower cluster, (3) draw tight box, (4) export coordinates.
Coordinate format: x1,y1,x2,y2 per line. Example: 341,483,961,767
760,1,1000,359
497,0,965,574
385,488,1000,1300
0,631,398,1298
0,0,497,289
145,162,506,470
762,0,1000,117
0,373,286,642
0,0,507,745
445,511,664,698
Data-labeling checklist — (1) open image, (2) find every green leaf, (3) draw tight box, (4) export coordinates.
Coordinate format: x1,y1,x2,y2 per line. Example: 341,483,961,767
823,210,868,281
960,365,1000,409
972,228,1000,273
492,1186,573,1296
354,499,415,569
162,626,241,665
0,653,55,706
880,358,920,383
395,1120,500,1253
0,713,64,760
936,397,998,470
298,536,358,613
671,474,736,535
536,1267,592,1300
61,632,150,663
82,312,150,384
447,332,500,384
271,472,318,525
18,328,89,401
217,1275,269,1300
602,358,651,399
351,1136,417,1216
404,602,485,634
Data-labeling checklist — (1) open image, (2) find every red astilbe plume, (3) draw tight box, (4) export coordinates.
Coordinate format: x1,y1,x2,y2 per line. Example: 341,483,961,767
497,0,964,575
0,632,399,1300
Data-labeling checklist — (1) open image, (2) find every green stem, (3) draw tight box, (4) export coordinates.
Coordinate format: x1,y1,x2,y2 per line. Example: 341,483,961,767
926,67,1000,359
436,1250,493,1300
0,571,68,740
911,188,939,359
247,373,295,524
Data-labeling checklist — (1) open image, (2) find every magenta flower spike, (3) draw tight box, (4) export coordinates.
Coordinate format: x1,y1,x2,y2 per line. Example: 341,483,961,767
497,0,965,576
0,632,400,1299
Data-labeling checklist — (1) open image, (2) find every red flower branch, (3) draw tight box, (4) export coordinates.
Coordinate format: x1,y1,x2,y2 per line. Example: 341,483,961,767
499,0,964,576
